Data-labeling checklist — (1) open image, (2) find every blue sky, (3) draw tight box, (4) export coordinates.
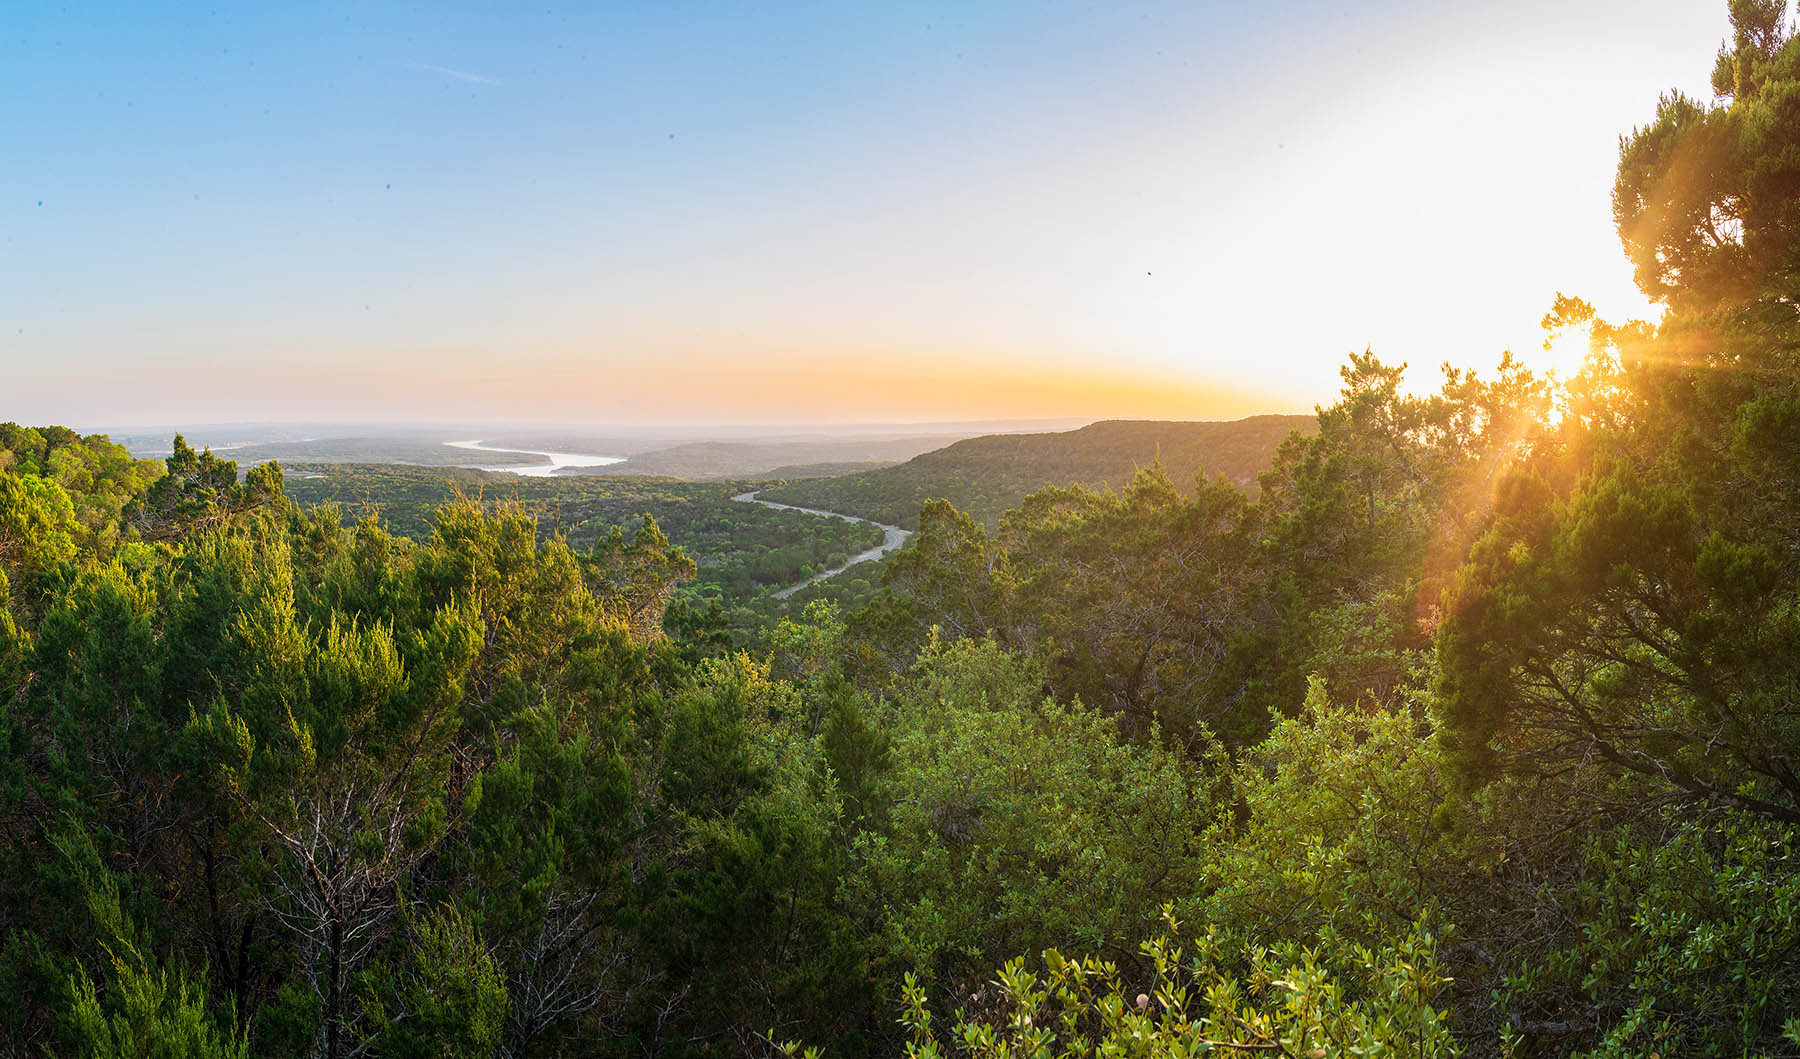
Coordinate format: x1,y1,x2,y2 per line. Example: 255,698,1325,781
3,1,1729,428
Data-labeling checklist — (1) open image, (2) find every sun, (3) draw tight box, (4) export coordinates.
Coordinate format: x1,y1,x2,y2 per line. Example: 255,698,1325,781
1538,326,1595,383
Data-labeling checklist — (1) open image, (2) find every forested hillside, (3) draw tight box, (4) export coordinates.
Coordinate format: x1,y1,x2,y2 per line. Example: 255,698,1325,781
5,6,1800,1057
758,414,1313,529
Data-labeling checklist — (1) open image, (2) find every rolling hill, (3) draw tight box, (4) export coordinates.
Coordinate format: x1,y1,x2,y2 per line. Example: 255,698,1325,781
756,414,1317,529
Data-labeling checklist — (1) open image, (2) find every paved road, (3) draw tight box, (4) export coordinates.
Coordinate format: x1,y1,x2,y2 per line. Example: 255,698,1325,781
731,491,911,599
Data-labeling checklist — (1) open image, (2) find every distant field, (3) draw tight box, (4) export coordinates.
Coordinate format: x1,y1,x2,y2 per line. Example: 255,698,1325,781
135,432,976,480
583,437,952,479
230,437,548,468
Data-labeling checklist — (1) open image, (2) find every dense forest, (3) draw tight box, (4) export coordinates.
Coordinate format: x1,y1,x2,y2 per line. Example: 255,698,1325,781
5,7,1800,1056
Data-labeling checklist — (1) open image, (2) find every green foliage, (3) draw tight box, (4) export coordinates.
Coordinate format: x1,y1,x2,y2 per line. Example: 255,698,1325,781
1000,468,1265,744
847,637,1221,1010
0,467,83,617
0,422,160,549
876,354,1545,749
125,435,282,539
58,829,249,1059
360,906,509,1059
7,15,1800,1054
1203,681,1454,957
883,499,1011,643
1616,2,1800,310
1502,811,1800,1057
67,960,249,1059
1254,350,1550,717
893,910,1455,1059
1435,301,1800,825
281,464,883,619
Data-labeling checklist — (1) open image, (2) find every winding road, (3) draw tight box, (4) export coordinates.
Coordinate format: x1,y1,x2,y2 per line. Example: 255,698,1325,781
731,491,911,599
429,445,906,597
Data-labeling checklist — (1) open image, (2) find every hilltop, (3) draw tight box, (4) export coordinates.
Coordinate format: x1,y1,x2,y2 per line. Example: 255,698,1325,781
758,413,1316,529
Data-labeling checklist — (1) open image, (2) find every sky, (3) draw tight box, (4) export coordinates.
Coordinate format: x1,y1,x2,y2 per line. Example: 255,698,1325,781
2,1,1733,430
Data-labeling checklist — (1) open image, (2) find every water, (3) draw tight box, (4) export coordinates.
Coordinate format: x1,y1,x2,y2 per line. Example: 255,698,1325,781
444,439,626,477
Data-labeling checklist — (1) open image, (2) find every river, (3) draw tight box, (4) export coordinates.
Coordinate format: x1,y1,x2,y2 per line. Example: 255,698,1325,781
444,439,625,477
731,491,911,599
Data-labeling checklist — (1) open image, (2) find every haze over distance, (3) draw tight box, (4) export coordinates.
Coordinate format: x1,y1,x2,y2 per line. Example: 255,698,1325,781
106,417,1103,481
5,1,1725,430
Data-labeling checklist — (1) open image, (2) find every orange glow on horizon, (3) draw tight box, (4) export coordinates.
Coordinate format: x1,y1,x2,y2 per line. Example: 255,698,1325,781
311,343,1300,425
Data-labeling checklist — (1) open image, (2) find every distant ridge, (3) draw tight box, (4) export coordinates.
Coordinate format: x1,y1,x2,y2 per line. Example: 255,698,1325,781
757,413,1317,530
